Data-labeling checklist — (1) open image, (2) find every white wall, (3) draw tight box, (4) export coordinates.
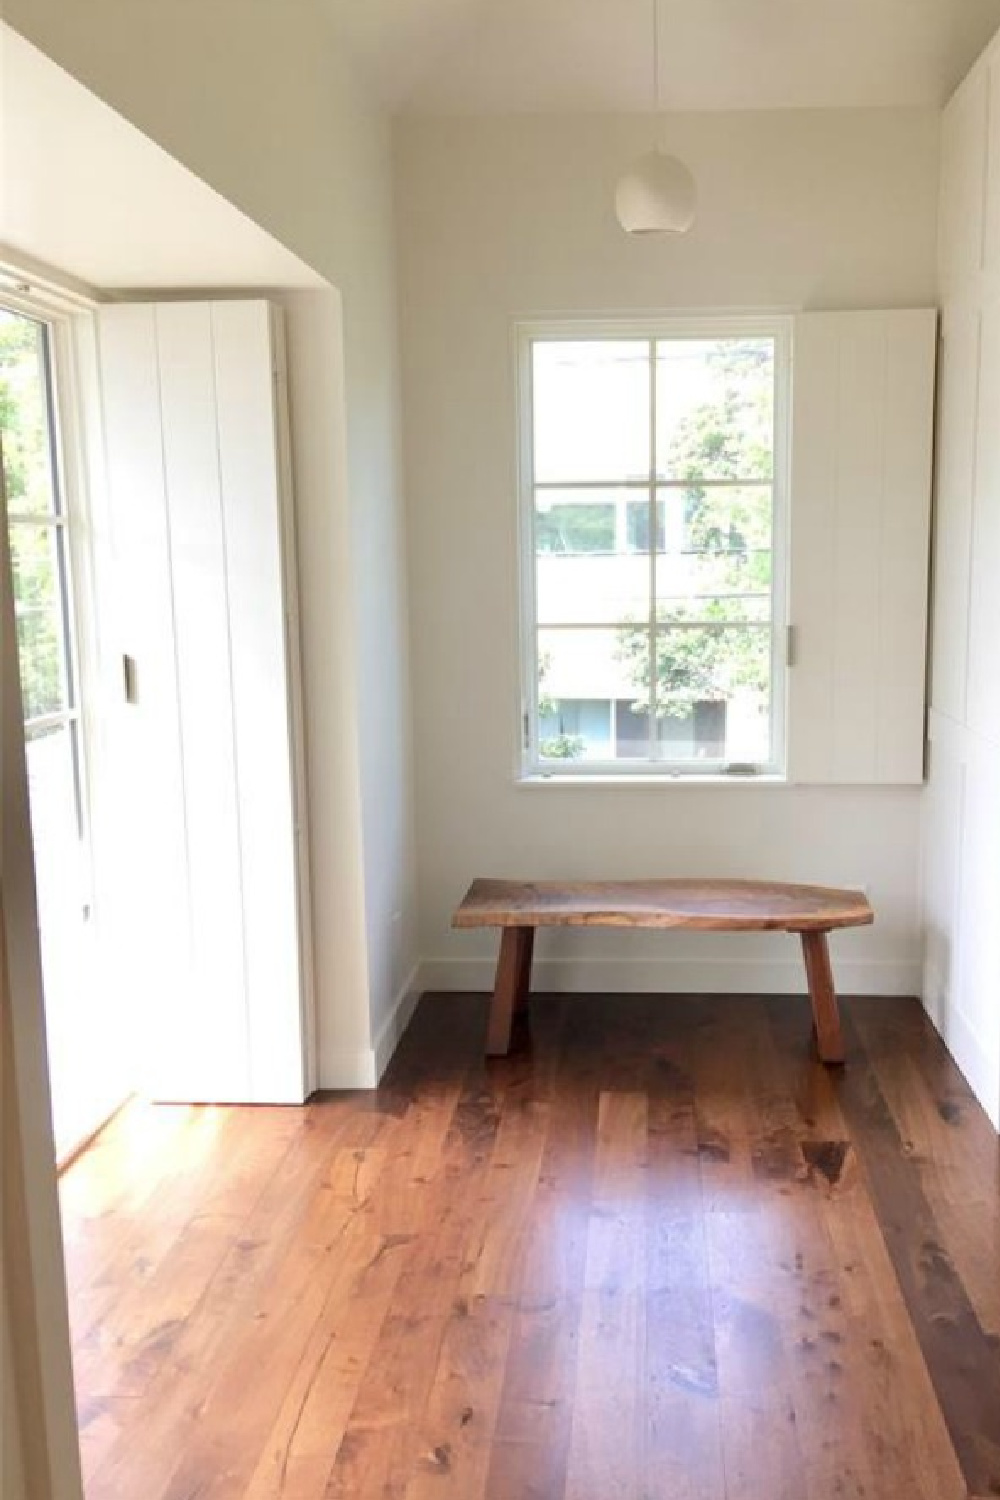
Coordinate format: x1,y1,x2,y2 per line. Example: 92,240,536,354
397,109,940,996
924,36,1000,1128
5,2,419,1081
0,25,323,291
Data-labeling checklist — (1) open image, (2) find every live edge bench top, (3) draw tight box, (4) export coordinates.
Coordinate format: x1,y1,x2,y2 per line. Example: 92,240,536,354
453,878,873,1065
452,878,874,935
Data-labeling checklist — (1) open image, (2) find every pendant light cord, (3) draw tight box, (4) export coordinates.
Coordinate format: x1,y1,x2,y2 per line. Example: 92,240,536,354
653,0,663,149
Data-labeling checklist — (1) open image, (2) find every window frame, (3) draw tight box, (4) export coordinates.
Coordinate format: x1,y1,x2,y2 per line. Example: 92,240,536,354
1,276,102,907
516,314,792,780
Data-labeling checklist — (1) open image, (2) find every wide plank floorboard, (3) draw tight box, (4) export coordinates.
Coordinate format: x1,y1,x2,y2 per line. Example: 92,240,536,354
61,993,1000,1500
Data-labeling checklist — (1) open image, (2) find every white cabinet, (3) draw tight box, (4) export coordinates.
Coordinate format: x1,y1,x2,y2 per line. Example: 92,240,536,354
97,300,313,1103
923,36,1000,1128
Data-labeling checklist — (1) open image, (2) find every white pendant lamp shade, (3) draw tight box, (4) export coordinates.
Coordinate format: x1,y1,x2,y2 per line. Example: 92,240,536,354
617,0,696,235
615,149,696,235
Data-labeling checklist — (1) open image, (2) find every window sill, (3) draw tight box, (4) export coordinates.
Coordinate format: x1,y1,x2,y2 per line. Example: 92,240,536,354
516,772,788,787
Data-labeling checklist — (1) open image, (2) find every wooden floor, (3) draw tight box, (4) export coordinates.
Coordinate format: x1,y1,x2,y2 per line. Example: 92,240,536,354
61,993,1000,1500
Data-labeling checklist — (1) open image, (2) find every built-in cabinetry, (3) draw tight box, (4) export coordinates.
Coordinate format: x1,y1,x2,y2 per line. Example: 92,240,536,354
924,39,1000,1128
97,300,313,1104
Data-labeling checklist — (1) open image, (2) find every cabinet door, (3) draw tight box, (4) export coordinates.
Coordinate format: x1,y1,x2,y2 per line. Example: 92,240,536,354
98,300,309,1103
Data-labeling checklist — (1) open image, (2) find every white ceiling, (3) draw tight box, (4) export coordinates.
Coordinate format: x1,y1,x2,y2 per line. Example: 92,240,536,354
0,26,324,291
330,0,1000,114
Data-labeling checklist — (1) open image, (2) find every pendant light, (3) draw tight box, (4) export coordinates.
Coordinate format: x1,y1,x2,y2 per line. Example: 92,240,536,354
615,0,696,235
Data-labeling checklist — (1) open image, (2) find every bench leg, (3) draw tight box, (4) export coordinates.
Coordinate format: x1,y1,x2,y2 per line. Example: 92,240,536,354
800,930,845,1066
486,926,535,1056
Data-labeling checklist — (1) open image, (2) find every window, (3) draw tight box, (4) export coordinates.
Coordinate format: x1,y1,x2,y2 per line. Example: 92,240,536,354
519,320,789,775
2,309,88,847
1,301,106,1158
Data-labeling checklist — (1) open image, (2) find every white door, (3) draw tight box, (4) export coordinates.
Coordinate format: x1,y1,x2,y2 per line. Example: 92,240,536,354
97,299,313,1105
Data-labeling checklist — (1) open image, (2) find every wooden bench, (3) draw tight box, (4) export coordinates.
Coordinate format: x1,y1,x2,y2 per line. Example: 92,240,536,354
452,878,874,1065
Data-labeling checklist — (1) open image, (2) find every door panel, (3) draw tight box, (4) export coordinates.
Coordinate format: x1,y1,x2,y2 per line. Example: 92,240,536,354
97,300,310,1104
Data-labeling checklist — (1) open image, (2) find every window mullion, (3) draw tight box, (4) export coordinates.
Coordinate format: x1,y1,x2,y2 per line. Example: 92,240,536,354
24,708,80,735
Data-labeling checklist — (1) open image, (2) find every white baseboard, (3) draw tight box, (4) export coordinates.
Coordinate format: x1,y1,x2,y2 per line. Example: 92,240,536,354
319,957,932,1094
373,963,421,1082
418,955,922,997
921,978,1000,1130
317,963,421,1091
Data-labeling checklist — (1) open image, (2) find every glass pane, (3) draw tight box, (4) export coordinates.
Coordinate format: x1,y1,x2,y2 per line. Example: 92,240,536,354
656,338,775,483
536,490,649,626
533,340,650,483
538,628,638,762
614,698,653,760
656,485,773,602
24,722,89,1156
535,492,616,554
25,723,87,1048
653,625,771,763
625,498,665,553
656,701,730,763
9,521,71,718
25,720,84,889
539,697,615,763
0,309,58,518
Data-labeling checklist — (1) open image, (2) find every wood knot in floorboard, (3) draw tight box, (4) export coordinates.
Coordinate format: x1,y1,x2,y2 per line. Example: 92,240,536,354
800,1139,852,1187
